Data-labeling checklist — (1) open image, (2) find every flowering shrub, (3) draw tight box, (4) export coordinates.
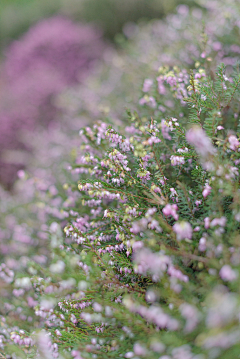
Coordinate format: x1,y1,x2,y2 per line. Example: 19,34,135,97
1,1,240,358
2,53,240,358
0,16,104,188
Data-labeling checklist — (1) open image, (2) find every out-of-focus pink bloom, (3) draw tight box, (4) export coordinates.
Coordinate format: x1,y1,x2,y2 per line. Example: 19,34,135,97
210,216,226,227
194,226,200,232
162,204,179,220
173,221,192,241
157,76,166,95
165,76,177,87
198,237,207,251
72,350,83,359
147,136,161,145
180,303,200,332
134,343,147,356
125,352,134,358
219,265,237,281
139,96,157,108
170,155,185,166
204,217,210,229
186,127,216,158
202,184,212,198
161,119,172,140
142,79,153,92
228,135,239,151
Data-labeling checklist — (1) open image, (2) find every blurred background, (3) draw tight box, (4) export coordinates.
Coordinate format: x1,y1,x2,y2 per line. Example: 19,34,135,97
0,0,196,48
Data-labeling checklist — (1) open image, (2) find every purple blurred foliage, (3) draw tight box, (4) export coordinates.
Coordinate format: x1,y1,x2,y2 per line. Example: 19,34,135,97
0,16,105,189
5,16,104,85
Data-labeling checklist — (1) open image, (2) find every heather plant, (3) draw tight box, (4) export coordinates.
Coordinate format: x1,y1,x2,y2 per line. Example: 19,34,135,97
3,56,240,358
1,1,240,358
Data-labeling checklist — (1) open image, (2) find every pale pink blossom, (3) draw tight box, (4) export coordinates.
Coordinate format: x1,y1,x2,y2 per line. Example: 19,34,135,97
180,303,200,332
228,135,239,151
198,237,207,251
142,79,153,92
219,265,237,281
173,221,192,241
202,184,212,198
139,96,157,108
125,352,134,358
170,155,185,166
162,204,179,220
161,119,172,140
134,343,147,356
204,217,210,229
210,216,226,227
186,127,216,158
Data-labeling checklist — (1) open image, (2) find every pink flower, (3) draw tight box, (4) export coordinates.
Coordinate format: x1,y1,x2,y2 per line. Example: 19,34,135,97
198,237,207,251
219,265,237,281
72,350,83,359
180,303,200,332
139,96,157,108
162,204,179,220
186,127,216,158
157,76,166,95
165,76,177,87
142,79,153,92
125,352,134,358
93,302,102,312
134,343,147,356
161,119,172,140
170,155,185,166
204,217,210,229
202,184,212,198
194,226,200,232
210,216,226,227
228,135,239,151
147,136,161,145
173,221,192,241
